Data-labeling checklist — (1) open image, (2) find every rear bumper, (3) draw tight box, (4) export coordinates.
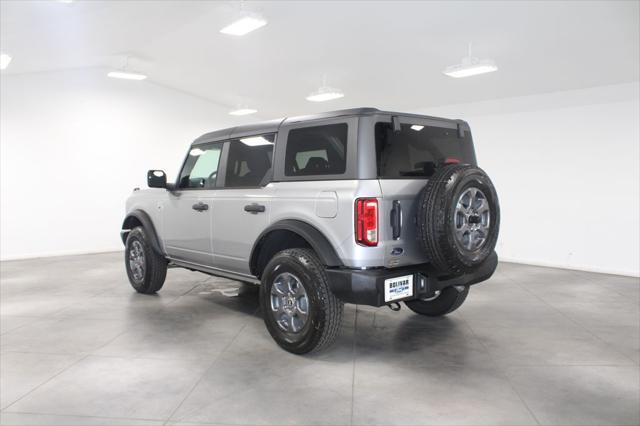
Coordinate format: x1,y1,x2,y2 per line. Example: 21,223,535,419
326,251,498,307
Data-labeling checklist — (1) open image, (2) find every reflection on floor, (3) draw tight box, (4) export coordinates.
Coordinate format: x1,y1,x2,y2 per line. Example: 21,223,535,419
1,252,638,426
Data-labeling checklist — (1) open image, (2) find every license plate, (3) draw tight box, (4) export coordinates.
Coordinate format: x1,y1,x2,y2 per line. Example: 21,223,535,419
384,274,414,302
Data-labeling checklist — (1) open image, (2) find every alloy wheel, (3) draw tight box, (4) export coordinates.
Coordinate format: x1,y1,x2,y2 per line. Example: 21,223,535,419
454,187,491,251
270,272,309,333
128,240,146,282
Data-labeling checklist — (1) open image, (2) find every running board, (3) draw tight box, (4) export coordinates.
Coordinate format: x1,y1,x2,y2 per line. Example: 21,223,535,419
167,258,261,284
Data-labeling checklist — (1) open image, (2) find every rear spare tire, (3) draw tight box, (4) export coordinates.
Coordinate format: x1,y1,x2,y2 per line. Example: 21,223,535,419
417,164,499,275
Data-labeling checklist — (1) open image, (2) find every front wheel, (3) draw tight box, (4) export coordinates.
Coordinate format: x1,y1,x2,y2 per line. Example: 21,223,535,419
125,226,167,294
404,286,469,317
260,248,343,354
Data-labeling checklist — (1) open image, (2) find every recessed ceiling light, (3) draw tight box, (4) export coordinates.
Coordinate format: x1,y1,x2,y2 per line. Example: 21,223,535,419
443,43,498,78
107,71,147,81
443,59,498,78
410,125,424,131
306,89,345,102
306,76,344,102
229,108,258,116
0,53,12,70
220,14,267,36
240,136,273,146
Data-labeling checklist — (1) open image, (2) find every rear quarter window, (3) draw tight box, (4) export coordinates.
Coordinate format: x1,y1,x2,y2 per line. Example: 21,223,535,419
284,123,348,176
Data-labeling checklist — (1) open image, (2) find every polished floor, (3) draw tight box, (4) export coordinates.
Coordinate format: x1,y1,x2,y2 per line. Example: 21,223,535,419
0,252,638,426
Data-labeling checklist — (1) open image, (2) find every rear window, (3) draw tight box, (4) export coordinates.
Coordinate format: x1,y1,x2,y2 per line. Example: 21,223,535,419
375,122,476,178
285,123,347,176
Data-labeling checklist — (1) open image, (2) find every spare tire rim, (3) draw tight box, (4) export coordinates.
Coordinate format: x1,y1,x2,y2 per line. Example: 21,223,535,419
129,240,146,282
270,272,309,333
454,187,491,251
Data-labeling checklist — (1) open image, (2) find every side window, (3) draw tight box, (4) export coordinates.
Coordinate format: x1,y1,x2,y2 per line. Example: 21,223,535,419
225,134,275,188
178,144,222,189
284,123,348,176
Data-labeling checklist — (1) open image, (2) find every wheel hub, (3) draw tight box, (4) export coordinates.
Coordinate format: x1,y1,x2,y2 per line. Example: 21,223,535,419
468,215,481,224
454,187,491,251
270,272,309,334
283,296,296,314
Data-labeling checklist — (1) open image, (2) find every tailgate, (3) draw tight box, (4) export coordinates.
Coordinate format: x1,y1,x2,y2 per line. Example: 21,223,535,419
378,179,430,269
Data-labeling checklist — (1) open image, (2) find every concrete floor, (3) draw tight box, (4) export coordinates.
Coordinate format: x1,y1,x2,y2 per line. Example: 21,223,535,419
0,252,638,426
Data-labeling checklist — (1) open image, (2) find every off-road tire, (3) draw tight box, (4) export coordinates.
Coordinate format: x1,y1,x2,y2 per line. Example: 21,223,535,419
260,248,343,354
417,164,500,275
125,226,167,294
405,286,469,316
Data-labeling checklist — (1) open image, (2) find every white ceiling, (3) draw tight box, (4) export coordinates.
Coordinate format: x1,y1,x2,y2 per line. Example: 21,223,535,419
1,0,638,118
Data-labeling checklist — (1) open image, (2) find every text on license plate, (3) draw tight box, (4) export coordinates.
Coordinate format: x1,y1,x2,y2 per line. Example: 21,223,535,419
384,274,414,302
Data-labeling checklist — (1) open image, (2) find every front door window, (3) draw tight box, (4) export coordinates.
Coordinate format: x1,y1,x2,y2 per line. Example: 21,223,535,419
178,145,222,189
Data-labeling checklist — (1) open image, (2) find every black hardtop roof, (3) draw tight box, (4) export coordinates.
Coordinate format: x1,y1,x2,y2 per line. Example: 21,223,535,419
192,107,464,145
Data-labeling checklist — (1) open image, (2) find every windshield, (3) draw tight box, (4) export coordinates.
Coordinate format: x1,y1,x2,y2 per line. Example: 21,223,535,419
375,122,476,178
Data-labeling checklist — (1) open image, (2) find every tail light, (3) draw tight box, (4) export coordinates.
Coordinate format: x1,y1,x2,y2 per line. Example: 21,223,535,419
355,198,378,246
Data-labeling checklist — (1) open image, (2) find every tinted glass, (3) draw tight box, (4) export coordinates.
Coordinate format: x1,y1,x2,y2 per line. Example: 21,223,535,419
178,144,222,189
285,123,348,176
375,122,476,178
225,134,275,187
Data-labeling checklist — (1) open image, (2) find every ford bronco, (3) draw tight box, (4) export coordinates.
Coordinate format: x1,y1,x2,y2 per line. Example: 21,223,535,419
121,108,500,353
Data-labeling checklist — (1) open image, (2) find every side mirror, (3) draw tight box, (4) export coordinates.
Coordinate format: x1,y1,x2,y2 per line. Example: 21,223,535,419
147,170,167,188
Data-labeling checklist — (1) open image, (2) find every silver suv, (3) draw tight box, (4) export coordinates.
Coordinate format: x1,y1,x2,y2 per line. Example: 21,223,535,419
121,108,500,353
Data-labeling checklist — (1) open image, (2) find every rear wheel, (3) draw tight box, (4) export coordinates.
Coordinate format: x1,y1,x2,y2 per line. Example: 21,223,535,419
404,286,469,316
260,248,343,354
125,226,167,294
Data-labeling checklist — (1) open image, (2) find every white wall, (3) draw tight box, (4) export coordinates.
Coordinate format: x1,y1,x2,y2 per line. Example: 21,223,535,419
0,68,249,260
2,72,638,277
417,82,640,276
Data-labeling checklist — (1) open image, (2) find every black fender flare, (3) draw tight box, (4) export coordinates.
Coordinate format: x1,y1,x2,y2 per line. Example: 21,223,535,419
250,219,343,275
121,209,165,257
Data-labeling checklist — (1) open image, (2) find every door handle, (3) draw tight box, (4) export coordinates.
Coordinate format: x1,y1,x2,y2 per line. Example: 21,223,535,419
192,202,209,212
244,203,266,214
391,200,402,239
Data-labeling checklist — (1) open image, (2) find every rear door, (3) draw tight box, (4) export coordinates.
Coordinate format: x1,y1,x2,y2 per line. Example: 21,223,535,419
210,134,276,275
374,117,477,268
163,142,224,266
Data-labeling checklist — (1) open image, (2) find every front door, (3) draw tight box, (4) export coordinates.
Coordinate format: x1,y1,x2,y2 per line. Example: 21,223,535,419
162,142,223,266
